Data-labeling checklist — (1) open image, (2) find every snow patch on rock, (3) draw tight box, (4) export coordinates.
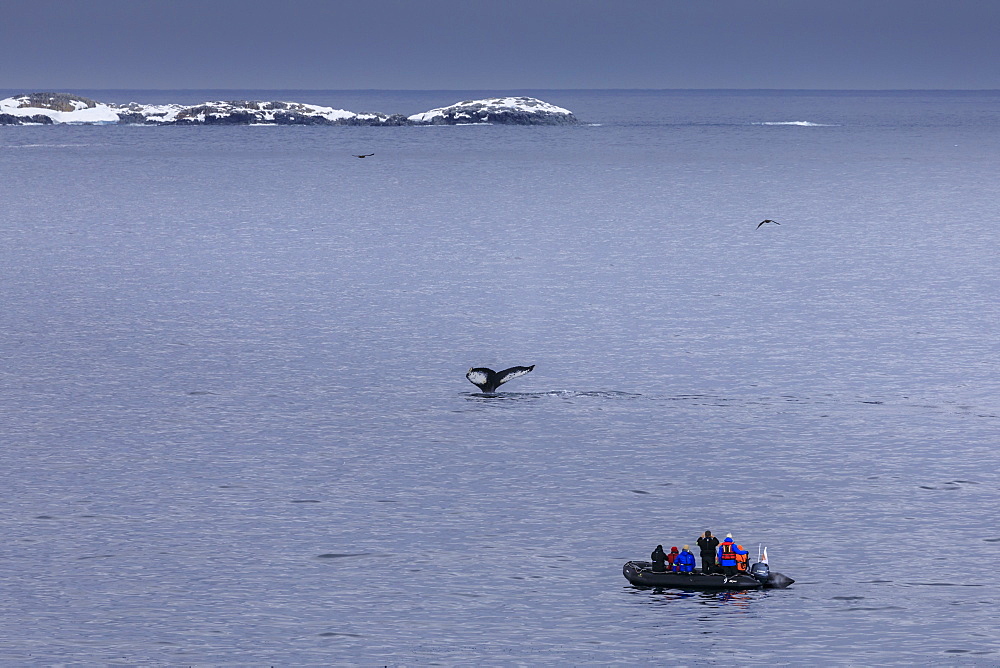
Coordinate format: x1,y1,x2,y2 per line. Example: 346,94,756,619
0,93,120,124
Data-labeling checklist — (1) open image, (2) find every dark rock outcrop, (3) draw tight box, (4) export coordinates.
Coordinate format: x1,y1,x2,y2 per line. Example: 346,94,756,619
0,113,54,125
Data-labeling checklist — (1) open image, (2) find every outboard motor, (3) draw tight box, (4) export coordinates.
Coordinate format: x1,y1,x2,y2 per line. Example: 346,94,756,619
750,561,770,584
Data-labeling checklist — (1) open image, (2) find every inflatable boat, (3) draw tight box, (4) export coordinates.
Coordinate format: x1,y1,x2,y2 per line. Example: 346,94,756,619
623,560,794,590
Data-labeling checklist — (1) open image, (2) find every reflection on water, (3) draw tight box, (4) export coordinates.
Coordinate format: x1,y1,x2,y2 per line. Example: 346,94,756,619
631,586,764,610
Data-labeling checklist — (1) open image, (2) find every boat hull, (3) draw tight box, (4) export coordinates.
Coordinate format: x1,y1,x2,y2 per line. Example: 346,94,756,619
623,561,794,590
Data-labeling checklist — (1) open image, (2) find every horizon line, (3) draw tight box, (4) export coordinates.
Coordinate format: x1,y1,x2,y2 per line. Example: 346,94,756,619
3,87,1000,93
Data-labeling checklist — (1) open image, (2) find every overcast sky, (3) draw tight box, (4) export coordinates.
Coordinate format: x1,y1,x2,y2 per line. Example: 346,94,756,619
4,0,999,90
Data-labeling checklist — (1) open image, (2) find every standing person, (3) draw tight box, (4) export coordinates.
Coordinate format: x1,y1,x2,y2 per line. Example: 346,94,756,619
676,545,696,573
651,544,668,572
666,546,680,571
697,530,720,574
717,534,749,580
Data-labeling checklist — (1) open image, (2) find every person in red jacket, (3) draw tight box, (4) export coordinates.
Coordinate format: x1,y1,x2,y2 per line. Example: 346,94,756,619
666,546,680,571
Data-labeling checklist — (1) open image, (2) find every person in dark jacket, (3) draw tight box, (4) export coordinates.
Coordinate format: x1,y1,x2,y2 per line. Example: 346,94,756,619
651,544,668,572
666,546,680,571
675,545,696,573
697,530,720,574
717,535,749,579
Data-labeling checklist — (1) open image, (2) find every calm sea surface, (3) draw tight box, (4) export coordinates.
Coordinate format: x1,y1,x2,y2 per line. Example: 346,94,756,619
1,90,998,665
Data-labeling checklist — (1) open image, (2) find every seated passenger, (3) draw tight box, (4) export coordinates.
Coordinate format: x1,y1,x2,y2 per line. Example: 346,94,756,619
735,544,749,573
666,546,680,571
675,545,696,573
651,544,668,572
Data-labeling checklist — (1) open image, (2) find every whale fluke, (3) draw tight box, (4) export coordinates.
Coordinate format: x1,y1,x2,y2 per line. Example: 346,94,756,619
466,365,535,393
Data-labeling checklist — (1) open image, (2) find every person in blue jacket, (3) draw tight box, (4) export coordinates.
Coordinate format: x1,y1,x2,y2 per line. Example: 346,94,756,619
717,534,749,579
675,545,696,573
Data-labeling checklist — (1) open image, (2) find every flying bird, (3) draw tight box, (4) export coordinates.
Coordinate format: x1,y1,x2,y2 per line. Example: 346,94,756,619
466,365,535,393
353,153,374,158
756,219,780,229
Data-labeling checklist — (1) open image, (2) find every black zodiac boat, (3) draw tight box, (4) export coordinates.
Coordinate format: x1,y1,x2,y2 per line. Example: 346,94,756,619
623,561,795,590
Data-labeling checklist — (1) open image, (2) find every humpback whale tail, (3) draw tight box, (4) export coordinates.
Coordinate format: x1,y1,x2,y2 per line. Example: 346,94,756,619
466,365,535,393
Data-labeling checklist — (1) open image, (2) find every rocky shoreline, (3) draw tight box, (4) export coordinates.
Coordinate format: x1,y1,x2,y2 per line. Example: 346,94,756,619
0,93,578,126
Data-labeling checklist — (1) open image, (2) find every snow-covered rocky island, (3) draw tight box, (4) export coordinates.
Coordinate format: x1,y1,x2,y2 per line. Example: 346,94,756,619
0,93,577,126
406,97,576,125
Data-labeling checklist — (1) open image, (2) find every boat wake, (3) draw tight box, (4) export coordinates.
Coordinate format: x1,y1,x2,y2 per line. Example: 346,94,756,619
464,389,644,402
5,143,94,148
752,121,839,127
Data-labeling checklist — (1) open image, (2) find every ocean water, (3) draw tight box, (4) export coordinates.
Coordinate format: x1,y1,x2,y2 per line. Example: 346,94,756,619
1,90,998,665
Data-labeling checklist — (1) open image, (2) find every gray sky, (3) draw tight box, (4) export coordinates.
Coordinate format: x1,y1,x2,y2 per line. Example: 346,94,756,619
4,0,999,89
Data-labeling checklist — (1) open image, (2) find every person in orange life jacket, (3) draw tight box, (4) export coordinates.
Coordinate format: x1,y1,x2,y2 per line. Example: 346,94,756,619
666,546,680,571
651,544,668,572
717,534,749,578
675,545,696,573
734,545,749,573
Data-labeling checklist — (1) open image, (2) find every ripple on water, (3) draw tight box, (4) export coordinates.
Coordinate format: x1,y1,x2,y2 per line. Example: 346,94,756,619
316,553,370,559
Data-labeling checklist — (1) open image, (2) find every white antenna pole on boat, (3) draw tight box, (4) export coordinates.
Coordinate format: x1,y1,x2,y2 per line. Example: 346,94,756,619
758,543,761,563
